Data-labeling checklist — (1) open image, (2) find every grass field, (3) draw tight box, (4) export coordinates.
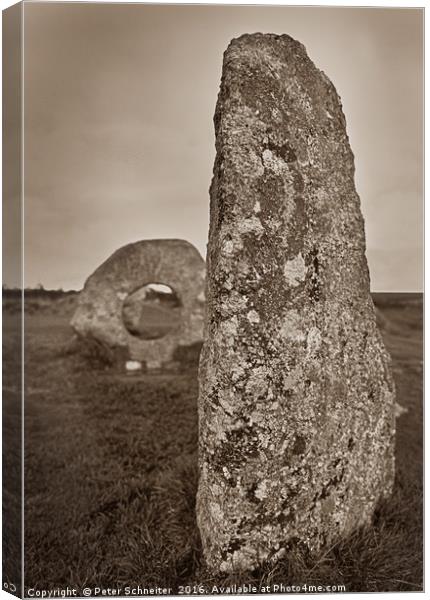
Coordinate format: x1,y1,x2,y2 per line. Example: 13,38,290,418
4,292,423,594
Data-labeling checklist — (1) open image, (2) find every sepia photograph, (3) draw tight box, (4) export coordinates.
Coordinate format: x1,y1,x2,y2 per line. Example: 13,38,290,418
2,1,423,596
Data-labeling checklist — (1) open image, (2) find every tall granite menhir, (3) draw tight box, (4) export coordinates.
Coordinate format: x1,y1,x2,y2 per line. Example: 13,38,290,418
197,33,396,573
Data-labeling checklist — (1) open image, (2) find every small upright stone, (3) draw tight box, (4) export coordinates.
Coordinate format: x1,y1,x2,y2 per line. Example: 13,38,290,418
197,34,395,573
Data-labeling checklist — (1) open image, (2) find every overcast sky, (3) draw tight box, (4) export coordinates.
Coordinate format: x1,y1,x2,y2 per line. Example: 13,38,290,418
16,3,423,291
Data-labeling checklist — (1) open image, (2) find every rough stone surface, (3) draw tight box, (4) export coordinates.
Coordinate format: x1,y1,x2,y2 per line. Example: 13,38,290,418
71,239,205,367
197,33,396,573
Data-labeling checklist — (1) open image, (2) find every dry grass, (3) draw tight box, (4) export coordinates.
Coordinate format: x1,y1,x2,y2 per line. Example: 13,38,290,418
6,293,422,594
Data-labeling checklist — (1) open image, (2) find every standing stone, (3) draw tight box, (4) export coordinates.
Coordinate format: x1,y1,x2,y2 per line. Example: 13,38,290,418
197,33,395,573
71,239,205,368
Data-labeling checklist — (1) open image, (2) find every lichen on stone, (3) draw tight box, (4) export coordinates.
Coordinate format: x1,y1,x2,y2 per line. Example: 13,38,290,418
284,253,307,287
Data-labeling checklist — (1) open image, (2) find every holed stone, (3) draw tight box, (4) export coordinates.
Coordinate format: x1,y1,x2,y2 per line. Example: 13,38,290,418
71,239,205,367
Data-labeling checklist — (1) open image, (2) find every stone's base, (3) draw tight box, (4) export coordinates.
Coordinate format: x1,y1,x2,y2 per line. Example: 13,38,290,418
143,359,181,372
125,360,142,372
162,360,181,372
146,359,162,370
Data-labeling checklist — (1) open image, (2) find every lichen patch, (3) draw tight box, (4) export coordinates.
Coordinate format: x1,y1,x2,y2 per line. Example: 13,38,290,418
284,253,307,287
279,310,306,342
307,326,322,355
247,309,260,324
237,215,265,238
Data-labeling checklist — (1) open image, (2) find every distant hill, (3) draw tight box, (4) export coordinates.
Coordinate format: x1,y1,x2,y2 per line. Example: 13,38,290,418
3,287,80,317
2,288,423,319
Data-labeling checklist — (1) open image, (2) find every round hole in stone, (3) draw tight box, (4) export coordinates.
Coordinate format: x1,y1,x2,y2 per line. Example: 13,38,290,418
122,283,182,340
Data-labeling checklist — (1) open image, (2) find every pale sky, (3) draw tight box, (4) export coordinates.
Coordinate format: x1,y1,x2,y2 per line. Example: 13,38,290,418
14,3,423,291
